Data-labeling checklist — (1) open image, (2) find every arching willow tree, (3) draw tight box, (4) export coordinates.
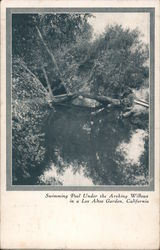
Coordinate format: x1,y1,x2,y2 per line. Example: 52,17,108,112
12,13,149,185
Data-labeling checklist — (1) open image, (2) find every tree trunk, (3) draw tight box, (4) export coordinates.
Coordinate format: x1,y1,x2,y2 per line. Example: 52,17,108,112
35,26,68,94
42,66,54,99
77,93,120,106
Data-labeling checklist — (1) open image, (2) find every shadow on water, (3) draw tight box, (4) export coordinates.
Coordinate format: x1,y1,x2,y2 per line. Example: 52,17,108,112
39,104,148,185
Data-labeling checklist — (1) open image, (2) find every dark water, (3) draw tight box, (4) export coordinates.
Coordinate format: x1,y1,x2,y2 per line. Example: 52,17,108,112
39,103,149,186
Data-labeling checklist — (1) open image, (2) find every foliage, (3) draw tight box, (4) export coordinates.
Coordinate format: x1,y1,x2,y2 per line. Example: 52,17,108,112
12,59,50,184
79,25,149,97
12,13,93,94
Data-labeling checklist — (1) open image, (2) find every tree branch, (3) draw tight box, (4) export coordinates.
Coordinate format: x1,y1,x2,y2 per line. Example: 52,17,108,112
134,100,149,108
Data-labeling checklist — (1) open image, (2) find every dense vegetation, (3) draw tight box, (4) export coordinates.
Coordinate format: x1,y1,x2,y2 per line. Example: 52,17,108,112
12,13,149,185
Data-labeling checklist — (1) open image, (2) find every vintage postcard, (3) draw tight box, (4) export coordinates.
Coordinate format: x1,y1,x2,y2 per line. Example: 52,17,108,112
1,0,160,249
5,6,155,191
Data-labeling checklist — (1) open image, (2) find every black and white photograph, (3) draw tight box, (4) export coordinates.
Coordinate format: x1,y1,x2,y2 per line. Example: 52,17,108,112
1,2,160,249
10,10,152,187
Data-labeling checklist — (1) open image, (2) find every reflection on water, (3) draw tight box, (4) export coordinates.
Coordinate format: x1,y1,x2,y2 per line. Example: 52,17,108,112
39,162,93,186
117,129,148,166
38,102,149,186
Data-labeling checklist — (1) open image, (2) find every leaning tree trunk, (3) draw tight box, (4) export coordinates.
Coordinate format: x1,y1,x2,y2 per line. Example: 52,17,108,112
35,26,69,94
